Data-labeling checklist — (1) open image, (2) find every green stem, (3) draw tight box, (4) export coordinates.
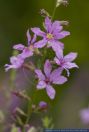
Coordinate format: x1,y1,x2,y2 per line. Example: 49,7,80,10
10,50,18,90
52,0,57,20
22,100,32,132
25,101,32,125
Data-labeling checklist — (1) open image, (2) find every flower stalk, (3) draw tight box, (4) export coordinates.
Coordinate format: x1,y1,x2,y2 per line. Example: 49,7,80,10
4,0,78,130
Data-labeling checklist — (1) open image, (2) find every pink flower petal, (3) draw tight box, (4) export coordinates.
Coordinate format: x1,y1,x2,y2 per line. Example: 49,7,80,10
37,81,46,89
44,17,52,32
20,48,33,59
64,62,79,69
52,75,67,85
51,41,63,59
64,52,78,62
52,21,63,33
13,44,25,51
44,60,52,78
5,64,13,71
5,55,24,71
34,39,47,48
35,69,45,80
54,57,60,65
55,31,70,39
50,67,63,82
46,85,56,99
26,29,31,45
31,27,45,37
31,34,37,44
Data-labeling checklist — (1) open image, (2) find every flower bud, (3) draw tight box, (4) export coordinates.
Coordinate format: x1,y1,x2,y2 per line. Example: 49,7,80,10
56,0,68,7
40,9,51,18
38,101,48,111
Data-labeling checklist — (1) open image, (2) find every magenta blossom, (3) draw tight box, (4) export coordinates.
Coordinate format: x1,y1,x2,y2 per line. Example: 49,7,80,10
5,55,24,71
80,107,89,124
13,29,36,59
39,101,47,110
54,49,78,76
35,60,67,99
31,17,70,53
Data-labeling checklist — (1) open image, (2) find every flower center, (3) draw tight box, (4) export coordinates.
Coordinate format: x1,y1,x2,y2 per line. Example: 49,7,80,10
60,59,65,66
46,33,53,40
45,78,50,84
29,45,34,50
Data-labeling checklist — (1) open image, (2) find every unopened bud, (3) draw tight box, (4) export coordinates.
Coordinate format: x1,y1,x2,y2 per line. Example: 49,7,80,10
40,9,51,18
38,101,48,111
32,104,36,111
60,21,69,26
34,48,42,56
56,0,68,7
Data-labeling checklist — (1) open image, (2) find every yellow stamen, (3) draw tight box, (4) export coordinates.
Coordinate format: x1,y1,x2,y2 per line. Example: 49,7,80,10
46,33,53,39
28,45,34,51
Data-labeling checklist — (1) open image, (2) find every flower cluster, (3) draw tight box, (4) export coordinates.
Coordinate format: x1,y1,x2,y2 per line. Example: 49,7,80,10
5,16,78,99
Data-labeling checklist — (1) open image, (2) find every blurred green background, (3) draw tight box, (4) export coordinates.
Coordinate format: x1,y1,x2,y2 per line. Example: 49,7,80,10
0,0,89,129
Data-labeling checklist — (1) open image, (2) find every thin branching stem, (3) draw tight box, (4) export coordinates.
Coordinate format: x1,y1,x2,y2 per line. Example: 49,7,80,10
52,0,57,20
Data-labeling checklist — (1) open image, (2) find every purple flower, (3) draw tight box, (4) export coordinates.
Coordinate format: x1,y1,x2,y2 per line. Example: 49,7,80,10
31,17,70,53
39,101,47,110
13,29,36,59
5,55,24,71
54,50,78,76
80,108,89,124
35,60,67,99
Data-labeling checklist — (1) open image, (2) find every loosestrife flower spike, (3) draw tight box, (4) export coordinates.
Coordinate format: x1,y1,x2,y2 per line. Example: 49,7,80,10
35,60,67,99
5,55,24,71
13,29,36,59
4,6,79,129
54,50,78,76
31,17,70,53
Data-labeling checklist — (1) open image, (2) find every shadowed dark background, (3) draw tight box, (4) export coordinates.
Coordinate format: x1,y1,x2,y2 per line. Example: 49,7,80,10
0,0,89,130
